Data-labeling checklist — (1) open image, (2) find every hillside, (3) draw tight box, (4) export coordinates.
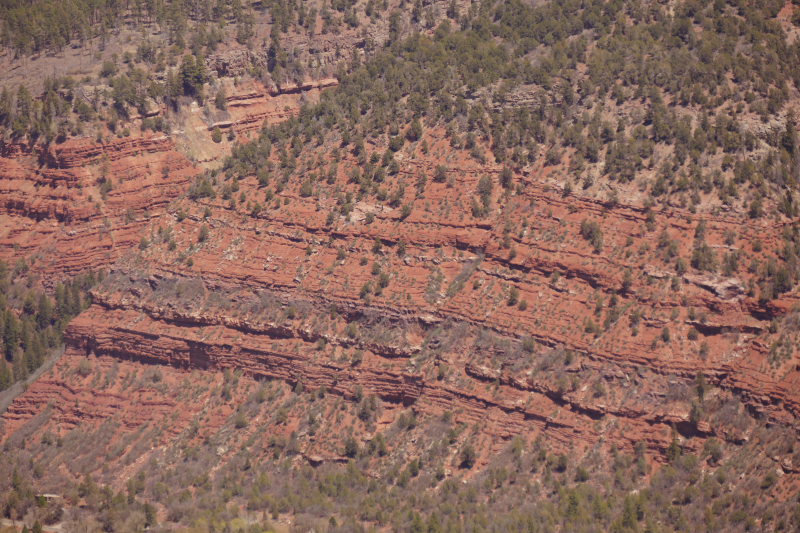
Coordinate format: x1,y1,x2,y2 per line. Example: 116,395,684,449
3,0,800,531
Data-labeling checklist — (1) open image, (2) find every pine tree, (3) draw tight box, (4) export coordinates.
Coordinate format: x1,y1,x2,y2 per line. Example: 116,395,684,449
143,502,156,527
70,282,81,315
55,282,67,320
20,320,30,351
0,361,11,391
622,495,638,531
5,309,19,358
13,350,27,381
215,87,227,110
23,293,36,316
37,293,52,329
180,55,197,95
0,312,5,352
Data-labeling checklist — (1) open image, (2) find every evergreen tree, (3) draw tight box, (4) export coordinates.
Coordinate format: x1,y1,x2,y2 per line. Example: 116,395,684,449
55,282,68,321
70,282,81,315
5,309,19,358
180,55,197,95
0,361,11,391
13,350,27,381
36,293,52,329
215,87,227,110
22,293,36,316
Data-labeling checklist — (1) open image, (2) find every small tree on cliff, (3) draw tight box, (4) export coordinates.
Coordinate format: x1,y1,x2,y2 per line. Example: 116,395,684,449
215,87,227,110
198,225,210,243
460,444,476,468
579,219,603,252
0,362,11,391
507,287,519,306
344,436,359,457
143,503,157,528
695,370,708,400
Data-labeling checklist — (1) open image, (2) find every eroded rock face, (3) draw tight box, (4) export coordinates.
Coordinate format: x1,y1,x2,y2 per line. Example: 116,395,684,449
0,78,337,282
3,70,800,515
205,49,267,79
6,126,797,484
0,134,197,281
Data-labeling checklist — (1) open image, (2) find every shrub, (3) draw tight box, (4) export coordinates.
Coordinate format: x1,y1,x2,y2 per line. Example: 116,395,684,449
275,406,288,424
388,136,404,151
761,471,777,490
198,225,210,242
143,503,156,528
212,127,222,143
521,337,536,353
100,178,113,200
691,243,716,272
476,175,493,211
344,437,359,457
687,327,699,340
433,165,447,182
621,269,633,292
406,119,422,141
500,166,513,189
704,437,723,464
100,60,118,77
215,87,227,110
460,444,476,468
579,219,603,252
675,257,688,275
749,197,763,218
187,178,216,200
699,341,709,358
77,357,92,377
774,267,793,294
507,287,519,306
